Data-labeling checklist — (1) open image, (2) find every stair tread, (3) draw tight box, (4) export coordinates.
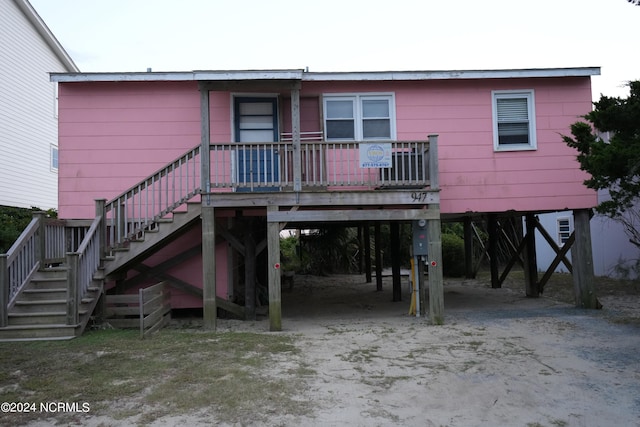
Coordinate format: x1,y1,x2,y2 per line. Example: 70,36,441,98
14,299,66,305
9,311,66,317
0,323,79,330
23,288,66,293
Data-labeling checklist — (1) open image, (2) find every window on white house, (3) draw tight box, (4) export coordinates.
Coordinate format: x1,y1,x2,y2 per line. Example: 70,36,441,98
492,90,536,151
51,145,58,172
557,217,571,245
324,94,394,141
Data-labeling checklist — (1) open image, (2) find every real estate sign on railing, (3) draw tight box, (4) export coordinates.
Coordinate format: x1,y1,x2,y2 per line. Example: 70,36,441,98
359,143,392,168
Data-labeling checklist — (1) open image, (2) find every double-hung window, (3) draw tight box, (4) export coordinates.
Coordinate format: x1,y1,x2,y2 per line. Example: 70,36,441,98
324,94,395,141
51,145,58,172
492,90,536,151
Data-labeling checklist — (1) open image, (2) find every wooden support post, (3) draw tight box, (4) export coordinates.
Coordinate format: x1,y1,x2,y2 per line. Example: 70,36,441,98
33,211,46,268
227,219,236,302
364,222,372,283
291,87,302,192
375,222,383,291
267,206,282,331
66,253,79,325
117,203,125,244
0,255,8,327
428,212,444,324
463,217,474,279
428,134,439,190
199,83,211,199
488,214,500,288
202,205,216,330
357,226,363,275
244,218,256,321
95,199,106,261
390,222,401,302
572,209,601,309
524,213,540,296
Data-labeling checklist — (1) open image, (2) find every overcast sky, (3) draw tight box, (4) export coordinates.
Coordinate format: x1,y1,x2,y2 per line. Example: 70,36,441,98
30,0,638,99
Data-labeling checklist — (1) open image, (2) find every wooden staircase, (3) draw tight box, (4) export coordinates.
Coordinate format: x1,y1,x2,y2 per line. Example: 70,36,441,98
0,268,102,341
1,146,204,341
103,202,202,278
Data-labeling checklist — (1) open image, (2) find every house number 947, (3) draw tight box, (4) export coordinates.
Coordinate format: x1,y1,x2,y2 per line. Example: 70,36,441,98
410,192,429,203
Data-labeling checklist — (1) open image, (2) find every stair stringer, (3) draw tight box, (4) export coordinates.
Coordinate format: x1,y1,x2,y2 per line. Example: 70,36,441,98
103,202,202,278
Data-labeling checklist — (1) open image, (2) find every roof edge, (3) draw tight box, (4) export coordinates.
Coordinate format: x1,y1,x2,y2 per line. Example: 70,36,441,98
16,0,80,72
302,67,601,81
51,67,601,83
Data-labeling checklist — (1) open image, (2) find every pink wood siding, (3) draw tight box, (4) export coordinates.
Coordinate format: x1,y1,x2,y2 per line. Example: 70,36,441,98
59,77,595,218
303,77,597,213
58,81,201,219
110,226,228,309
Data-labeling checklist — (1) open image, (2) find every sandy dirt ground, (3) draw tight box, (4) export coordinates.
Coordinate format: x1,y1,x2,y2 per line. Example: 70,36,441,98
29,273,640,427
260,274,640,427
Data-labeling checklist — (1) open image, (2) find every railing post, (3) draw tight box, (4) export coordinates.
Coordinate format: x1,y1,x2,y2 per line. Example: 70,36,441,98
95,199,106,260
291,86,302,192
199,83,211,205
117,202,125,244
428,134,439,190
34,211,46,268
0,255,8,327
66,253,79,325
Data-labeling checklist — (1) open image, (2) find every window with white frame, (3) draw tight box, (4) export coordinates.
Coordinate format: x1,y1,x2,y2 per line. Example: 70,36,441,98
324,94,395,141
492,90,536,151
557,217,571,245
51,145,58,172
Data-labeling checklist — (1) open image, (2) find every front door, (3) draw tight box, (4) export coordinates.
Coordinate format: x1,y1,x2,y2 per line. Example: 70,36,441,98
234,97,279,191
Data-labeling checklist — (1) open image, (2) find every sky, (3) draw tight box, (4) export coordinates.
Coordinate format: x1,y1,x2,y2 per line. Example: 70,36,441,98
30,0,639,100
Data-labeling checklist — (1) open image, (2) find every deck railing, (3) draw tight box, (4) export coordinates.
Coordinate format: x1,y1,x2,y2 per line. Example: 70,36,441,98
0,213,94,327
43,219,91,264
0,216,41,327
66,216,102,325
102,145,201,251
209,139,432,191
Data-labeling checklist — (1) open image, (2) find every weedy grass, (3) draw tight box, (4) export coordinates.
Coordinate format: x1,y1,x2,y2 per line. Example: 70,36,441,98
0,329,313,425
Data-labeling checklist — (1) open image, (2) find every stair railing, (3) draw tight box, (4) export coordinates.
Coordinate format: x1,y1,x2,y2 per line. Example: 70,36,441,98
0,214,43,327
101,145,201,254
66,215,103,325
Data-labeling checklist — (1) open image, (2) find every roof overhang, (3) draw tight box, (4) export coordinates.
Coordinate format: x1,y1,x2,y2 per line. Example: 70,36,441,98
15,0,79,72
50,66,601,84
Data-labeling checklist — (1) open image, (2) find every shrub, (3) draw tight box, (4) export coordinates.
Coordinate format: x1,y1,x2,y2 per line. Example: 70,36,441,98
0,206,56,253
441,232,465,277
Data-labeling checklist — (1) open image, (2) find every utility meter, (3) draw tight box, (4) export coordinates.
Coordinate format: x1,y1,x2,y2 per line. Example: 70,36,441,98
412,219,428,256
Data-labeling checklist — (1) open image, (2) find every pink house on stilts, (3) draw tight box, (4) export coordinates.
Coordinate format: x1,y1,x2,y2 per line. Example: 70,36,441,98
0,67,602,339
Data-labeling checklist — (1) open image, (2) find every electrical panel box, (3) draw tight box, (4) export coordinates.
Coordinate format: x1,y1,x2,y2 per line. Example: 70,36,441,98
412,219,429,256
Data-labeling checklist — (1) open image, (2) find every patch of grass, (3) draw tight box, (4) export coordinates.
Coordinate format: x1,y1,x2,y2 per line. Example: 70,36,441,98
0,329,312,425
341,346,379,364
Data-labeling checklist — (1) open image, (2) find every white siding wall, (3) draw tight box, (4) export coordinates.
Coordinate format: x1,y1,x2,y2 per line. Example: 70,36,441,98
535,193,640,279
0,0,68,209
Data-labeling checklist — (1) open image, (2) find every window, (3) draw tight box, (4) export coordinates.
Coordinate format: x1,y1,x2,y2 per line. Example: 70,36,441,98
324,94,394,141
557,217,571,245
492,90,536,151
51,145,58,172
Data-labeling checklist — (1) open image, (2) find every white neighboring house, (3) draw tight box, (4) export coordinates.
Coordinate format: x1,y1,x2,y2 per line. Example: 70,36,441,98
0,0,79,210
536,131,639,279
536,198,639,279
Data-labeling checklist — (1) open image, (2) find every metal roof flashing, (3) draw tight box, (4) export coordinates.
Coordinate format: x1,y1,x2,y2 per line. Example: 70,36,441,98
50,67,600,83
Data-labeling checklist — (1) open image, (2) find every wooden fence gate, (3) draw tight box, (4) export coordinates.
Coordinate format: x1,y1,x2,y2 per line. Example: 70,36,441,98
105,282,171,338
